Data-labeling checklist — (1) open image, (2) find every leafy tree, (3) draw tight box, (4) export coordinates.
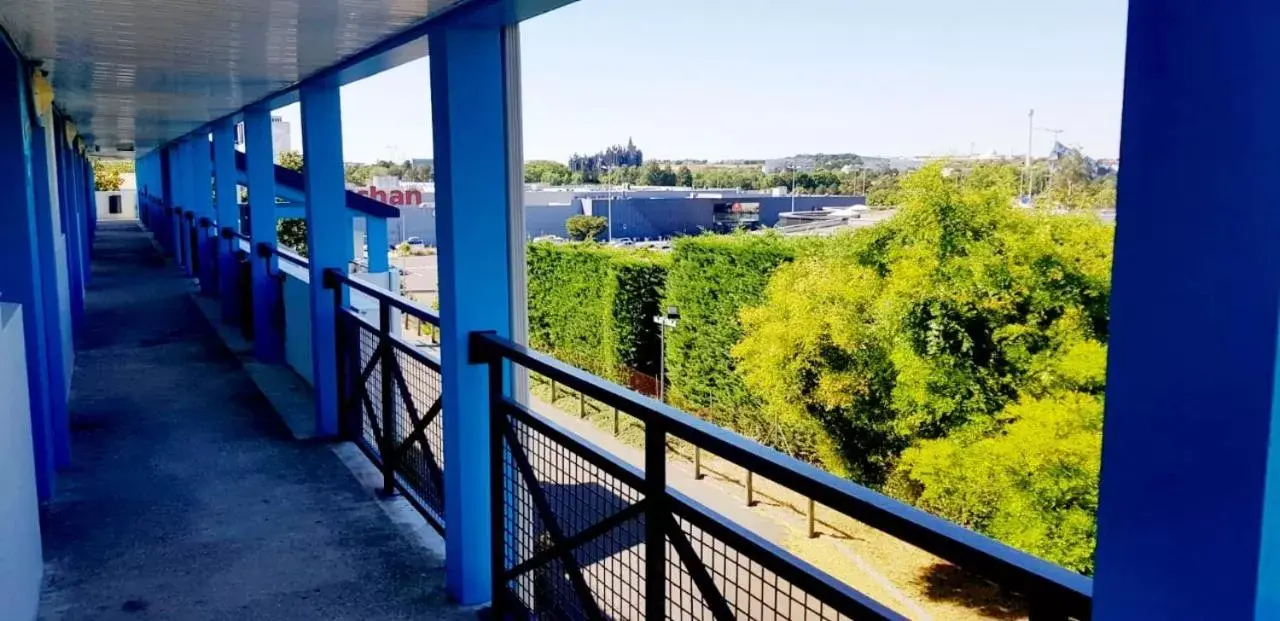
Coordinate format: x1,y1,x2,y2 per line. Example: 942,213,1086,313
526,160,574,185
276,151,308,255
888,392,1102,573
565,215,608,241
93,159,134,191
676,165,694,188
733,162,1112,568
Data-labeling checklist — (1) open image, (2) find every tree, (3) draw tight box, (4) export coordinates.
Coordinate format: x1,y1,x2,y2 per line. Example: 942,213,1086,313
733,162,1112,568
93,159,134,191
526,160,573,185
676,165,694,188
565,215,608,241
276,151,308,255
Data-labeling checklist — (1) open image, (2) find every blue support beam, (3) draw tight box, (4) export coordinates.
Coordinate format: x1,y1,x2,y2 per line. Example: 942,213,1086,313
431,23,516,605
55,120,86,339
27,88,72,471
191,132,217,295
213,120,241,324
1094,1,1280,618
0,46,56,499
300,77,353,437
366,217,389,272
245,106,283,362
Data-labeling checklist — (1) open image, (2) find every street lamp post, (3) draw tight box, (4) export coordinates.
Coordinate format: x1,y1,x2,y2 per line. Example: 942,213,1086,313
653,306,680,402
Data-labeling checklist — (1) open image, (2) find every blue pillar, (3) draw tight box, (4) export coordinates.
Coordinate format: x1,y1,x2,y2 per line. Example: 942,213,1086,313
27,91,71,470
366,217,389,272
1094,2,1280,618
300,78,353,437
213,120,240,323
56,122,86,339
431,24,515,605
192,132,217,295
245,106,283,362
177,137,195,277
0,46,56,499
84,156,95,263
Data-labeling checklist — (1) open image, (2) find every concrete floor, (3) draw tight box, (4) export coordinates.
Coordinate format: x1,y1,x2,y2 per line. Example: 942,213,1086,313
39,222,467,620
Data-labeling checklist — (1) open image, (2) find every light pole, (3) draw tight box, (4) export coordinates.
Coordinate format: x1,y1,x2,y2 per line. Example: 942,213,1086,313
653,306,679,402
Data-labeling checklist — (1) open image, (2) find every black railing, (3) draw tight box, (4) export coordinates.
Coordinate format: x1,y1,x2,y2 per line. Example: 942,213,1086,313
324,268,447,533
472,331,1093,621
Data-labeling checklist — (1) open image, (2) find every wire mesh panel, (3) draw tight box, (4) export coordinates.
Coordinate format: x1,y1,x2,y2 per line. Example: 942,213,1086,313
667,514,854,621
351,315,382,458
389,340,445,523
498,411,647,621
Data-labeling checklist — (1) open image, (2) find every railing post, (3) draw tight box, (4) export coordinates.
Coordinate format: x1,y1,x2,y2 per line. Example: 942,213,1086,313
378,299,396,496
484,341,507,617
213,120,239,324
644,420,667,620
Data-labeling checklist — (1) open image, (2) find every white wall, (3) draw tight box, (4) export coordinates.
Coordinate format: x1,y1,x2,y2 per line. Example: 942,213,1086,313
0,304,44,621
95,190,137,221
281,265,314,386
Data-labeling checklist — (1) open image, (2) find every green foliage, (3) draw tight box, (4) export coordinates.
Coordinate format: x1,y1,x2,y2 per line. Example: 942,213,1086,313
565,215,608,241
527,243,668,378
276,151,307,255
344,158,432,186
888,392,1102,573
526,160,575,185
93,159,134,191
732,161,1112,569
663,233,798,432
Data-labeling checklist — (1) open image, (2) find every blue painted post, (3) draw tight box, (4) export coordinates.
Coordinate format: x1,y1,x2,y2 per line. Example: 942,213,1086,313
0,46,56,499
59,129,86,336
26,87,71,470
177,138,194,277
192,133,217,295
431,24,515,605
1094,2,1280,618
213,120,240,323
82,155,94,266
169,141,184,269
300,78,354,437
366,217,389,273
245,106,283,362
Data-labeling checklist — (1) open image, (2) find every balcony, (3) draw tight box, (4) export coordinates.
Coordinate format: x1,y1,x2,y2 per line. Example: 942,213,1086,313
0,2,1277,620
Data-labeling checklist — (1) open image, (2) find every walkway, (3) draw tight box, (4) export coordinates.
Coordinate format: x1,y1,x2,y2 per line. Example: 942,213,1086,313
39,222,466,620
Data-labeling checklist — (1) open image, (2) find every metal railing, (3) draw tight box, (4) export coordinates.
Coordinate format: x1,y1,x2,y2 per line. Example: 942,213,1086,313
324,268,447,533
472,331,1093,621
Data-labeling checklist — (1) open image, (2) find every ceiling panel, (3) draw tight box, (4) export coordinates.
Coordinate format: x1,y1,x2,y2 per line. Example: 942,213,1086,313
0,0,462,156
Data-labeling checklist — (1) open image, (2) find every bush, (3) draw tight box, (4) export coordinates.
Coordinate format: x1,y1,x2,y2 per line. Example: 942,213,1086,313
888,392,1102,574
527,242,668,379
663,233,797,430
565,215,608,241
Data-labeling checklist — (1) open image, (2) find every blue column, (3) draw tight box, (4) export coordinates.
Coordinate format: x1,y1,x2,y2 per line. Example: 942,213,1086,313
431,24,514,605
77,151,92,280
61,131,86,336
213,120,240,323
27,95,71,470
366,217,389,272
0,46,56,499
245,106,283,362
300,78,353,437
178,137,195,277
1094,2,1280,618
192,133,216,295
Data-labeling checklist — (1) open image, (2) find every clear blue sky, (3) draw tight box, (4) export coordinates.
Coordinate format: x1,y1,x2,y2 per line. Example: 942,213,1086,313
277,0,1128,163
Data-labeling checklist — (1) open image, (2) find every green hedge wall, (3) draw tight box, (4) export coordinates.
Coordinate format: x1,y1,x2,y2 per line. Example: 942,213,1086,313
527,242,669,380
663,234,798,427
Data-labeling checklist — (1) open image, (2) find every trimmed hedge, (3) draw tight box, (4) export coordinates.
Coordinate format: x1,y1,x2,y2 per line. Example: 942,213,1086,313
663,234,798,427
527,242,669,380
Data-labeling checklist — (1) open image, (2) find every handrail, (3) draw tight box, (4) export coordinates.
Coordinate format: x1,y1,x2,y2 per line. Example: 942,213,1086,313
471,330,1093,618
256,241,308,269
323,267,439,327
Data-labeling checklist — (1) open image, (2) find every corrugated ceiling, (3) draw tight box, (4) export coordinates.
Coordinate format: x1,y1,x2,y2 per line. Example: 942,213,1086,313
0,0,462,156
